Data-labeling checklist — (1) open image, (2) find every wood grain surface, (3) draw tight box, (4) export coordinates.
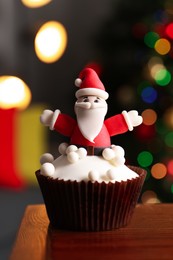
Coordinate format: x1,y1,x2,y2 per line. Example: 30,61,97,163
10,204,173,260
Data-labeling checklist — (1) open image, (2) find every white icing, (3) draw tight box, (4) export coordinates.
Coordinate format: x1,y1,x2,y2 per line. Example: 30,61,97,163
66,145,78,154
40,155,138,183
111,145,125,157
67,152,79,163
102,148,115,160
76,148,87,159
40,153,54,165
58,142,68,155
41,162,55,177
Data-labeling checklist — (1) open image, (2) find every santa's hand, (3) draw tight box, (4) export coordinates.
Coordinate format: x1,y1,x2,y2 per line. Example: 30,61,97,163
122,110,143,131
40,110,53,126
40,109,60,130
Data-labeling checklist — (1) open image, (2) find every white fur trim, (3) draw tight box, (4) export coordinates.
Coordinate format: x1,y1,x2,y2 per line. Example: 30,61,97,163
122,110,133,131
75,88,109,100
50,109,60,130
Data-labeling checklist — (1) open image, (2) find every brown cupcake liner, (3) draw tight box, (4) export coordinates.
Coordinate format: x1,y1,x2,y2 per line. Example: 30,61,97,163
35,166,146,231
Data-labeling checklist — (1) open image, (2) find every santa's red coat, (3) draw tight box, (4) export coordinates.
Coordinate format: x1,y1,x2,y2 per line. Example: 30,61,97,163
54,113,128,147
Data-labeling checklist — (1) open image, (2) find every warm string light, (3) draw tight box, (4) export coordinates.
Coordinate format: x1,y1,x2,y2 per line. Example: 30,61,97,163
34,21,67,63
141,190,160,204
142,109,157,126
163,107,173,128
133,7,173,200
137,151,153,167
151,163,167,179
144,32,159,48
21,0,52,8
0,76,31,109
167,160,173,175
165,22,173,38
165,0,173,15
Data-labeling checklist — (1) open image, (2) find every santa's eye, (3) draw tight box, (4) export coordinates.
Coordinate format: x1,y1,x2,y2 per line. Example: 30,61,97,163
83,97,89,102
94,97,100,103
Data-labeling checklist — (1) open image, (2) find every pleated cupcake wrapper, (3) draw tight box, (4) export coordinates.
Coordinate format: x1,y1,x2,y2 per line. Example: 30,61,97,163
36,166,146,231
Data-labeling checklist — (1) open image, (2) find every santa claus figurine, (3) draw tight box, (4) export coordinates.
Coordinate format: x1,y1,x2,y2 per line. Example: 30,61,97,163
40,68,142,175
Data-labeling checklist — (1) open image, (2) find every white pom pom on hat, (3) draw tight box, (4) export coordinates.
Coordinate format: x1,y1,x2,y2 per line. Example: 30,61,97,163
74,68,109,100
75,78,82,87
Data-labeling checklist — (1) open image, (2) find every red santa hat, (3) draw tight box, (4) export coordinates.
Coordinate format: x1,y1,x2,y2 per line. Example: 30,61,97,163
75,68,109,100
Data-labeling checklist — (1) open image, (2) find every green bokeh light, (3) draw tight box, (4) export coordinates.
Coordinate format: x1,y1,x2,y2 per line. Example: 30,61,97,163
156,120,169,135
144,32,160,48
137,151,153,167
171,184,173,194
165,132,173,147
155,69,171,86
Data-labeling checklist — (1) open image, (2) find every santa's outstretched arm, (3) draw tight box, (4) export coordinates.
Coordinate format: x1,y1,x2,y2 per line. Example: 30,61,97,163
122,110,143,131
105,110,143,136
40,109,76,137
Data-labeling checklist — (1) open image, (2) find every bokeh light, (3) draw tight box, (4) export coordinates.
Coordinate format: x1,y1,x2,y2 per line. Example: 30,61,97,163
165,22,173,38
167,160,173,175
137,151,153,167
21,0,52,8
144,31,160,48
165,0,173,15
154,68,171,86
165,132,173,147
136,124,156,140
153,23,165,37
163,107,173,129
141,86,158,103
154,38,171,55
34,21,67,63
151,163,167,179
148,56,165,79
142,109,157,125
156,119,169,135
141,190,160,204
0,76,31,109
117,85,136,105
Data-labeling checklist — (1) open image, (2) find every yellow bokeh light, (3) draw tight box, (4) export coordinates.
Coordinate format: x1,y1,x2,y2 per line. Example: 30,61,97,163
21,0,52,8
34,21,67,63
164,107,173,129
142,109,157,125
154,38,171,55
150,64,165,78
148,56,163,70
151,163,167,179
141,190,160,204
0,76,31,109
147,57,165,79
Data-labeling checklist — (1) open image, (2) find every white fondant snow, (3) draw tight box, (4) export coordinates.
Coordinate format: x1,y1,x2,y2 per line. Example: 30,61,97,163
44,155,138,183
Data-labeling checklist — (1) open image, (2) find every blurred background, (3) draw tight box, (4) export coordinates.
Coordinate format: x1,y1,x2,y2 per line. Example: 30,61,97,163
1,0,173,258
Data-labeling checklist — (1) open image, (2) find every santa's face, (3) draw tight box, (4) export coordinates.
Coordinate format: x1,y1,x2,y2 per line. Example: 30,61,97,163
75,96,108,143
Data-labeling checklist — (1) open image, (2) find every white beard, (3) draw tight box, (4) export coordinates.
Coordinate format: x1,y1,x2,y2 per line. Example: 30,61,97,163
75,106,107,143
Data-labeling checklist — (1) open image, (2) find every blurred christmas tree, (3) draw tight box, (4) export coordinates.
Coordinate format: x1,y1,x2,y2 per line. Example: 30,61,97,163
94,0,173,202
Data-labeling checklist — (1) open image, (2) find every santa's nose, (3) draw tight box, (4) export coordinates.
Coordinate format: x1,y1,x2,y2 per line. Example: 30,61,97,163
75,102,91,109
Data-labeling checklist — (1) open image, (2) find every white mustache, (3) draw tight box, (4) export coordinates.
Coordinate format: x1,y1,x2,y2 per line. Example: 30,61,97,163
75,102,105,109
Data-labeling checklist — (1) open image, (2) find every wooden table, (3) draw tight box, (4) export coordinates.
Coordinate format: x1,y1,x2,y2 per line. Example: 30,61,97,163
10,204,173,260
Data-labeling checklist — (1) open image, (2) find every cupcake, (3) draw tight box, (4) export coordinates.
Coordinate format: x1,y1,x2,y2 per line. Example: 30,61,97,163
36,68,146,231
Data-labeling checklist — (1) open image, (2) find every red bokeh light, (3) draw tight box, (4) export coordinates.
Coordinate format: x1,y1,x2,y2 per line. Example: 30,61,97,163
167,160,173,175
165,23,173,39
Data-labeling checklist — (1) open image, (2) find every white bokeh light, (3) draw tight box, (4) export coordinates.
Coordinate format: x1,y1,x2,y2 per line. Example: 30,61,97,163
34,21,67,63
